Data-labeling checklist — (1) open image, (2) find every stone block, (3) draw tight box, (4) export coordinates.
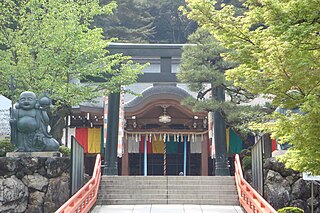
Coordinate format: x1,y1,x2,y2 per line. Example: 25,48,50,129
6,152,61,158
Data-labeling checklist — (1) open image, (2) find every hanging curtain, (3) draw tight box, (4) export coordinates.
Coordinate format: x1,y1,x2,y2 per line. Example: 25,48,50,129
166,135,178,154
139,135,152,153
75,127,101,153
190,135,201,153
152,134,164,154
226,128,230,152
229,129,243,154
128,135,139,153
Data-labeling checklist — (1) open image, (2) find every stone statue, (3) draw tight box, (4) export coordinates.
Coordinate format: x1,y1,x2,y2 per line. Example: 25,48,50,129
10,91,59,152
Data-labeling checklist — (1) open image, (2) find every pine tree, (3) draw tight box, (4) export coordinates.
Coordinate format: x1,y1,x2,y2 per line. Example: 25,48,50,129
96,0,155,43
178,28,266,136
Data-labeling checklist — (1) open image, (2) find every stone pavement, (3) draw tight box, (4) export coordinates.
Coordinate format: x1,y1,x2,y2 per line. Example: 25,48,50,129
92,204,244,213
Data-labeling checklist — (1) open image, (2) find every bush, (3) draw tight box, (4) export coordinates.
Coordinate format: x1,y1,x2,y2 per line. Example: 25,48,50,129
278,207,304,213
240,149,251,157
0,138,15,157
59,146,71,157
242,155,252,170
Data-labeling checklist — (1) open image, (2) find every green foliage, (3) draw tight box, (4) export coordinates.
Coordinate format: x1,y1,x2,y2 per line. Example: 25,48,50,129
0,0,143,105
148,0,197,43
59,146,71,157
0,0,144,141
178,28,266,134
96,0,155,43
183,0,320,174
240,148,251,158
242,155,252,170
278,207,304,213
0,138,15,157
178,28,230,88
96,0,197,43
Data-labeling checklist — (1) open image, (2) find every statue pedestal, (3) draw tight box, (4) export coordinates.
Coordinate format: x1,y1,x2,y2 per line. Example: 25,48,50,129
6,151,61,158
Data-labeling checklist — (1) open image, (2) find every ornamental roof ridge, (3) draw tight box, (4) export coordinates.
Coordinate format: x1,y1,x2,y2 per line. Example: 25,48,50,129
125,84,190,108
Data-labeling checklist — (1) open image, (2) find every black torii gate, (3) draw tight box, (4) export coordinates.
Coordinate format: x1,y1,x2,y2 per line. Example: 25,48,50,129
103,43,229,176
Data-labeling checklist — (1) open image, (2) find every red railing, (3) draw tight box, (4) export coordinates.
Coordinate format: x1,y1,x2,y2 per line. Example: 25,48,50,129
55,154,101,213
234,154,277,213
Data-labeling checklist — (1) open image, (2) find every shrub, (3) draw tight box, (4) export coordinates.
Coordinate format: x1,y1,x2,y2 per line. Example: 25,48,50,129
240,149,251,157
242,155,252,170
59,146,71,157
278,207,304,213
0,138,15,157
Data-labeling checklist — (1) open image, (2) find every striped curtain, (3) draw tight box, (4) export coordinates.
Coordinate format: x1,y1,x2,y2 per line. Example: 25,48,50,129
75,127,102,153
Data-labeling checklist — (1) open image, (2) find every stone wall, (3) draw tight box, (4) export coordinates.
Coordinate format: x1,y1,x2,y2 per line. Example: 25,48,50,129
264,157,320,213
0,156,70,213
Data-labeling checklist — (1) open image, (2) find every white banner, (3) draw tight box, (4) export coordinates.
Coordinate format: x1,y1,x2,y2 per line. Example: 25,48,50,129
303,172,320,181
0,109,10,136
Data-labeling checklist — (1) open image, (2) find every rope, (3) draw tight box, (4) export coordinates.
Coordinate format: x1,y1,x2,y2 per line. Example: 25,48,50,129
163,133,166,176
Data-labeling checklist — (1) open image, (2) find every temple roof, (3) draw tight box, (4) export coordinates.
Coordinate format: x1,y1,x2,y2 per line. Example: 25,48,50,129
125,84,190,109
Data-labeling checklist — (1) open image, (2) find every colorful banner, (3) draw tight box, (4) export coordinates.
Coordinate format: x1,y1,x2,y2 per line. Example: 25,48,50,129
226,128,230,152
209,112,216,159
126,133,208,154
208,112,213,139
103,96,108,154
118,92,125,158
75,127,101,153
152,135,164,154
190,140,201,153
139,135,152,153
228,128,243,154
166,136,178,154
128,135,140,153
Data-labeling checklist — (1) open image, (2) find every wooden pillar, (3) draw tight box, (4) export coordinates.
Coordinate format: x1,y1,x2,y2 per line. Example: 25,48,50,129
201,134,208,176
121,134,129,175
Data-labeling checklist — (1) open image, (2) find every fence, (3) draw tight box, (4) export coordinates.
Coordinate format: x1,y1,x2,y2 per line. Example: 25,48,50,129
251,134,272,195
71,136,84,195
234,154,277,213
55,154,101,213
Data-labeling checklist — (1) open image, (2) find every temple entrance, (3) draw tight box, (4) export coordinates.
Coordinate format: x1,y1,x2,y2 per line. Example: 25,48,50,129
125,132,206,176
128,153,202,176
122,84,209,176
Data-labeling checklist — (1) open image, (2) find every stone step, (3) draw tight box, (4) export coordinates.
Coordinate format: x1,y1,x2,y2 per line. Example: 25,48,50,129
98,188,168,194
100,185,236,191
102,175,235,179
98,193,238,200
167,194,238,200
98,194,168,199
96,199,239,205
97,176,239,205
100,180,236,186
167,199,239,205
98,189,237,195
96,199,168,205
101,176,236,181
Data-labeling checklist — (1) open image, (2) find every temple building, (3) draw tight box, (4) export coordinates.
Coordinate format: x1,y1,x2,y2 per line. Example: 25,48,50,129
62,43,247,176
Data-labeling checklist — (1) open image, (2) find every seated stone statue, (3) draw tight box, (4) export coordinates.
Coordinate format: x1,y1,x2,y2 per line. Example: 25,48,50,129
10,91,59,152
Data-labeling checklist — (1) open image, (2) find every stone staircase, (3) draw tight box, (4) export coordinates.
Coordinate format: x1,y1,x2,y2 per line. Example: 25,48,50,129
96,176,239,205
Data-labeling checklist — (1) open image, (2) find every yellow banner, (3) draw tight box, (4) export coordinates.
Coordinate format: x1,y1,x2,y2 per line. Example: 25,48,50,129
88,128,101,153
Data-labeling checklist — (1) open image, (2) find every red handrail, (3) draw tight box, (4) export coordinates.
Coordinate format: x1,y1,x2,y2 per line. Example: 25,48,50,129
234,154,277,213
55,154,101,213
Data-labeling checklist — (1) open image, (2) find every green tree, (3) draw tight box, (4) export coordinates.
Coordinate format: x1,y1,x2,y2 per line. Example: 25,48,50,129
0,0,144,142
95,0,197,43
148,0,197,43
182,0,320,174
96,0,155,43
177,28,264,136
